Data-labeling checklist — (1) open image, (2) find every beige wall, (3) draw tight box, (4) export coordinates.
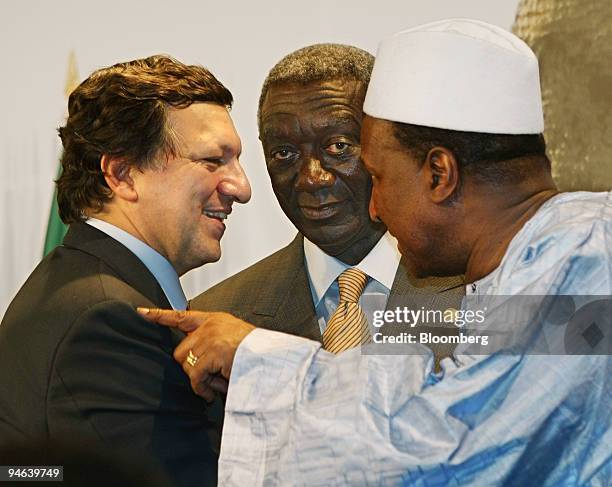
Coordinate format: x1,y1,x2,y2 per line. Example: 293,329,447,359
514,0,612,191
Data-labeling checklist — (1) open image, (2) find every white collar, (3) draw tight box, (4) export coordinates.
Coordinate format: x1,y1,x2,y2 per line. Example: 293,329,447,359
86,218,187,311
303,232,401,306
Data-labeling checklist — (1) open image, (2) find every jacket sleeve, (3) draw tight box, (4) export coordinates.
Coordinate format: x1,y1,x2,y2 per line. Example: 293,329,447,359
48,300,221,487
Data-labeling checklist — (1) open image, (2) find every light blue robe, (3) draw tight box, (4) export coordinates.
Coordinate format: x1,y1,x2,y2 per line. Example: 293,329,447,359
219,192,612,486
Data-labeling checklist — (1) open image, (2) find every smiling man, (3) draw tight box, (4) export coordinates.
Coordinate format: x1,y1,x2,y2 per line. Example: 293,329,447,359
0,56,250,486
192,44,463,356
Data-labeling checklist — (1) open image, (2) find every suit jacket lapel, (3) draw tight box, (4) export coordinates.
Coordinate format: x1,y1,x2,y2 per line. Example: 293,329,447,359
62,222,172,310
252,234,320,342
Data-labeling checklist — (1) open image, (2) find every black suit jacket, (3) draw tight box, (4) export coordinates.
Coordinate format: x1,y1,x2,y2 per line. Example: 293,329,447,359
0,223,221,487
192,234,465,347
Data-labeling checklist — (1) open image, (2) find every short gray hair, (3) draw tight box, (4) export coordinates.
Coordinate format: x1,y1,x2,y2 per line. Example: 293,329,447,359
258,43,374,129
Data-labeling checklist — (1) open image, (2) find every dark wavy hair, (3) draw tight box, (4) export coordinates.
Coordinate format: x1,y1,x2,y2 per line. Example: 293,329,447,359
57,55,233,223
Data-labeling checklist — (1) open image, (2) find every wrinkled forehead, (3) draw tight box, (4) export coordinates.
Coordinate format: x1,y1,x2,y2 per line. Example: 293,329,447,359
260,80,367,138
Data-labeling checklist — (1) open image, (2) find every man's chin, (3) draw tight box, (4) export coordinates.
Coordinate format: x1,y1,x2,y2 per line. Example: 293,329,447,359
204,253,221,264
308,234,357,257
301,220,362,247
189,245,222,270
204,245,222,264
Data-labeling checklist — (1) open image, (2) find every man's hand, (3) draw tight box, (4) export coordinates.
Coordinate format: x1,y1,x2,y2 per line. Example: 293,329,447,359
137,308,255,402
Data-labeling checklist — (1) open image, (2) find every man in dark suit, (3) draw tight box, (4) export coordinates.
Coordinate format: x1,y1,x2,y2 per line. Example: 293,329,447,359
0,55,251,486
192,44,464,357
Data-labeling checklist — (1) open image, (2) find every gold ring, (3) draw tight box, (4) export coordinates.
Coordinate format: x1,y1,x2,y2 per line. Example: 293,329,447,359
186,349,199,367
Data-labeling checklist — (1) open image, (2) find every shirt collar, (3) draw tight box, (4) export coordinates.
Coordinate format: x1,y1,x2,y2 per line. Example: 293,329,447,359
303,232,402,306
86,218,187,310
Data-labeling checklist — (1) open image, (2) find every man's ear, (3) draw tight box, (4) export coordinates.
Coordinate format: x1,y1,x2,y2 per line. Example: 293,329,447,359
100,155,138,202
424,147,459,204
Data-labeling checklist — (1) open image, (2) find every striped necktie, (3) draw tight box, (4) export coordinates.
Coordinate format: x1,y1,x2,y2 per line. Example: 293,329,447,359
323,268,370,354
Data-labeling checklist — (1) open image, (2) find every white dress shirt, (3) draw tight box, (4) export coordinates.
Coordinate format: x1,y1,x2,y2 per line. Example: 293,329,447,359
303,231,402,334
86,218,187,310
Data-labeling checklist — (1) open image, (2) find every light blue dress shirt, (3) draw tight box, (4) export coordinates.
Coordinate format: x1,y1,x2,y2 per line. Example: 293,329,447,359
86,218,187,311
304,232,401,335
219,191,612,486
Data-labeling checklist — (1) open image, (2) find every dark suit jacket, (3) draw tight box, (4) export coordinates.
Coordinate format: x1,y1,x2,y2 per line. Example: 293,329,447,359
0,223,221,487
192,234,465,346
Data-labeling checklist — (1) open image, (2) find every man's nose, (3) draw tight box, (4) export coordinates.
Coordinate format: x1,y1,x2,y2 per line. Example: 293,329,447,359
294,156,334,192
218,159,252,204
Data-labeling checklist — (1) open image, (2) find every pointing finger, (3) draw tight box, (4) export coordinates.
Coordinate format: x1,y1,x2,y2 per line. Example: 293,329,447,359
137,307,205,333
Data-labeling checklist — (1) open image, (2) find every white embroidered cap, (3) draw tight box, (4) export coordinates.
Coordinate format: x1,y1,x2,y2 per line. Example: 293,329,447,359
363,18,544,134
